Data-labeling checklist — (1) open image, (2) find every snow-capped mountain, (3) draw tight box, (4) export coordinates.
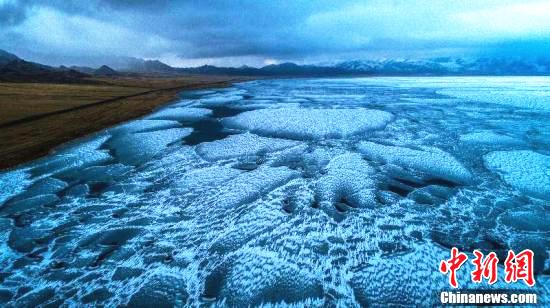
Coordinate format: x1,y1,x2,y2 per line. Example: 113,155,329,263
333,57,550,75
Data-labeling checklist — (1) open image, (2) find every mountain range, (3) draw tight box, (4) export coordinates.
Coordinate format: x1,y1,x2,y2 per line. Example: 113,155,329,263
0,50,89,83
1,49,550,83
88,54,550,76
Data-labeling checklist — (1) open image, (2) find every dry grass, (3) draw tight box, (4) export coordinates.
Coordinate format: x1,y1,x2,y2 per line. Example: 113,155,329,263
0,75,250,170
0,82,146,125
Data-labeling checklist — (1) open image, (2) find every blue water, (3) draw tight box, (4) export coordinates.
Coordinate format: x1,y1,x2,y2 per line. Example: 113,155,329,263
0,77,548,306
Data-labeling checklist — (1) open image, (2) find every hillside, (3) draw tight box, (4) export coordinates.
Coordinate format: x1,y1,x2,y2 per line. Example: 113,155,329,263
0,50,90,83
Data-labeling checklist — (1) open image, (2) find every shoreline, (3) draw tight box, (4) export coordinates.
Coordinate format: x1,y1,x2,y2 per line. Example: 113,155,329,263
0,76,251,171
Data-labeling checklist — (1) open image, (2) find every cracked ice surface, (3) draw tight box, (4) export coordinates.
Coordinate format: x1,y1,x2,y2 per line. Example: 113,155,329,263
0,77,549,306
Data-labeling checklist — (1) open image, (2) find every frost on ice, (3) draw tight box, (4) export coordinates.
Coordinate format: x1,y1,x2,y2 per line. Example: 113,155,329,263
484,150,550,200
224,108,393,140
0,77,549,306
357,141,473,184
145,107,212,122
459,131,523,146
196,133,300,161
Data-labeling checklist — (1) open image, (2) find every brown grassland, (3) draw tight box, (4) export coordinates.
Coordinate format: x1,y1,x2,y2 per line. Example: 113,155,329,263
0,75,250,170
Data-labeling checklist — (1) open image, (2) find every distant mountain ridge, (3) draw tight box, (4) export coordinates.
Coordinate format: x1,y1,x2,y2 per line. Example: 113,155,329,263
331,57,550,75
125,57,550,76
0,50,90,83
98,57,178,74
2,49,550,82
93,65,119,76
0,50,19,66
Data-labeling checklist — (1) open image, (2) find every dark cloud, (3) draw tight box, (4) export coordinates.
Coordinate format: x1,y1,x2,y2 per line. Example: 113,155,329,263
1,0,549,66
0,0,30,26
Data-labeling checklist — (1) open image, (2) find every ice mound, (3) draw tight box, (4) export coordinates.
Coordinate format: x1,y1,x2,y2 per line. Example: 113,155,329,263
168,166,242,194
106,128,193,166
498,206,550,232
315,153,377,217
1,194,59,216
0,170,32,205
9,177,67,202
199,94,243,106
407,185,454,205
483,150,550,200
110,119,181,135
207,166,299,210
30,135,112,176
358,142,473,184
59,163,133,183
146,107,212,121
127,273,188,307
460,131,522,146
302,148,333,177
205,248,323,306
196,133,300,161
224,108,393,140
351,244,449,306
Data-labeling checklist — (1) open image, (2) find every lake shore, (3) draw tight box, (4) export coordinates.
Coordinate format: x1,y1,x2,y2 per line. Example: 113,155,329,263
0,75,252,170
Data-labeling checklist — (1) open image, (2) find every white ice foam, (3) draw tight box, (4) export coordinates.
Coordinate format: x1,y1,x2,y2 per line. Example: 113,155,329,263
484,150,550,200
224,108,393,140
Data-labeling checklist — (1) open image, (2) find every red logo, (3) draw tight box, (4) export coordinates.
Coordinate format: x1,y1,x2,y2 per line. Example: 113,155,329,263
471,250,499,284
440,247,468,288
504,249,535,287
440,248,535,288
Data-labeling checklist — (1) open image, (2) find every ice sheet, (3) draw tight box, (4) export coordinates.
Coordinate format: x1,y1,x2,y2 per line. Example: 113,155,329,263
1,77,548,306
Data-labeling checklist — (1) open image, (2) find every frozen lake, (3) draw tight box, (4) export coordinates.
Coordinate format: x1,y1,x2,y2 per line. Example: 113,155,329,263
0,77,549,306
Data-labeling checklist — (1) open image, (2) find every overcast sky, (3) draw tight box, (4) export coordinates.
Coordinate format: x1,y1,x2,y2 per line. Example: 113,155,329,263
1,0,549,67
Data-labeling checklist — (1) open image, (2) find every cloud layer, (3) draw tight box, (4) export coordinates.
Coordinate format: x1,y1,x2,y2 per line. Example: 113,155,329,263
1,0,549,67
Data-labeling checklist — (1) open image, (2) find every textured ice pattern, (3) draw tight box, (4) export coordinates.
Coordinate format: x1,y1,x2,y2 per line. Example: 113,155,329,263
357,142,473,184
0,77,549,306
484,151,550,200
224,108,393,140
